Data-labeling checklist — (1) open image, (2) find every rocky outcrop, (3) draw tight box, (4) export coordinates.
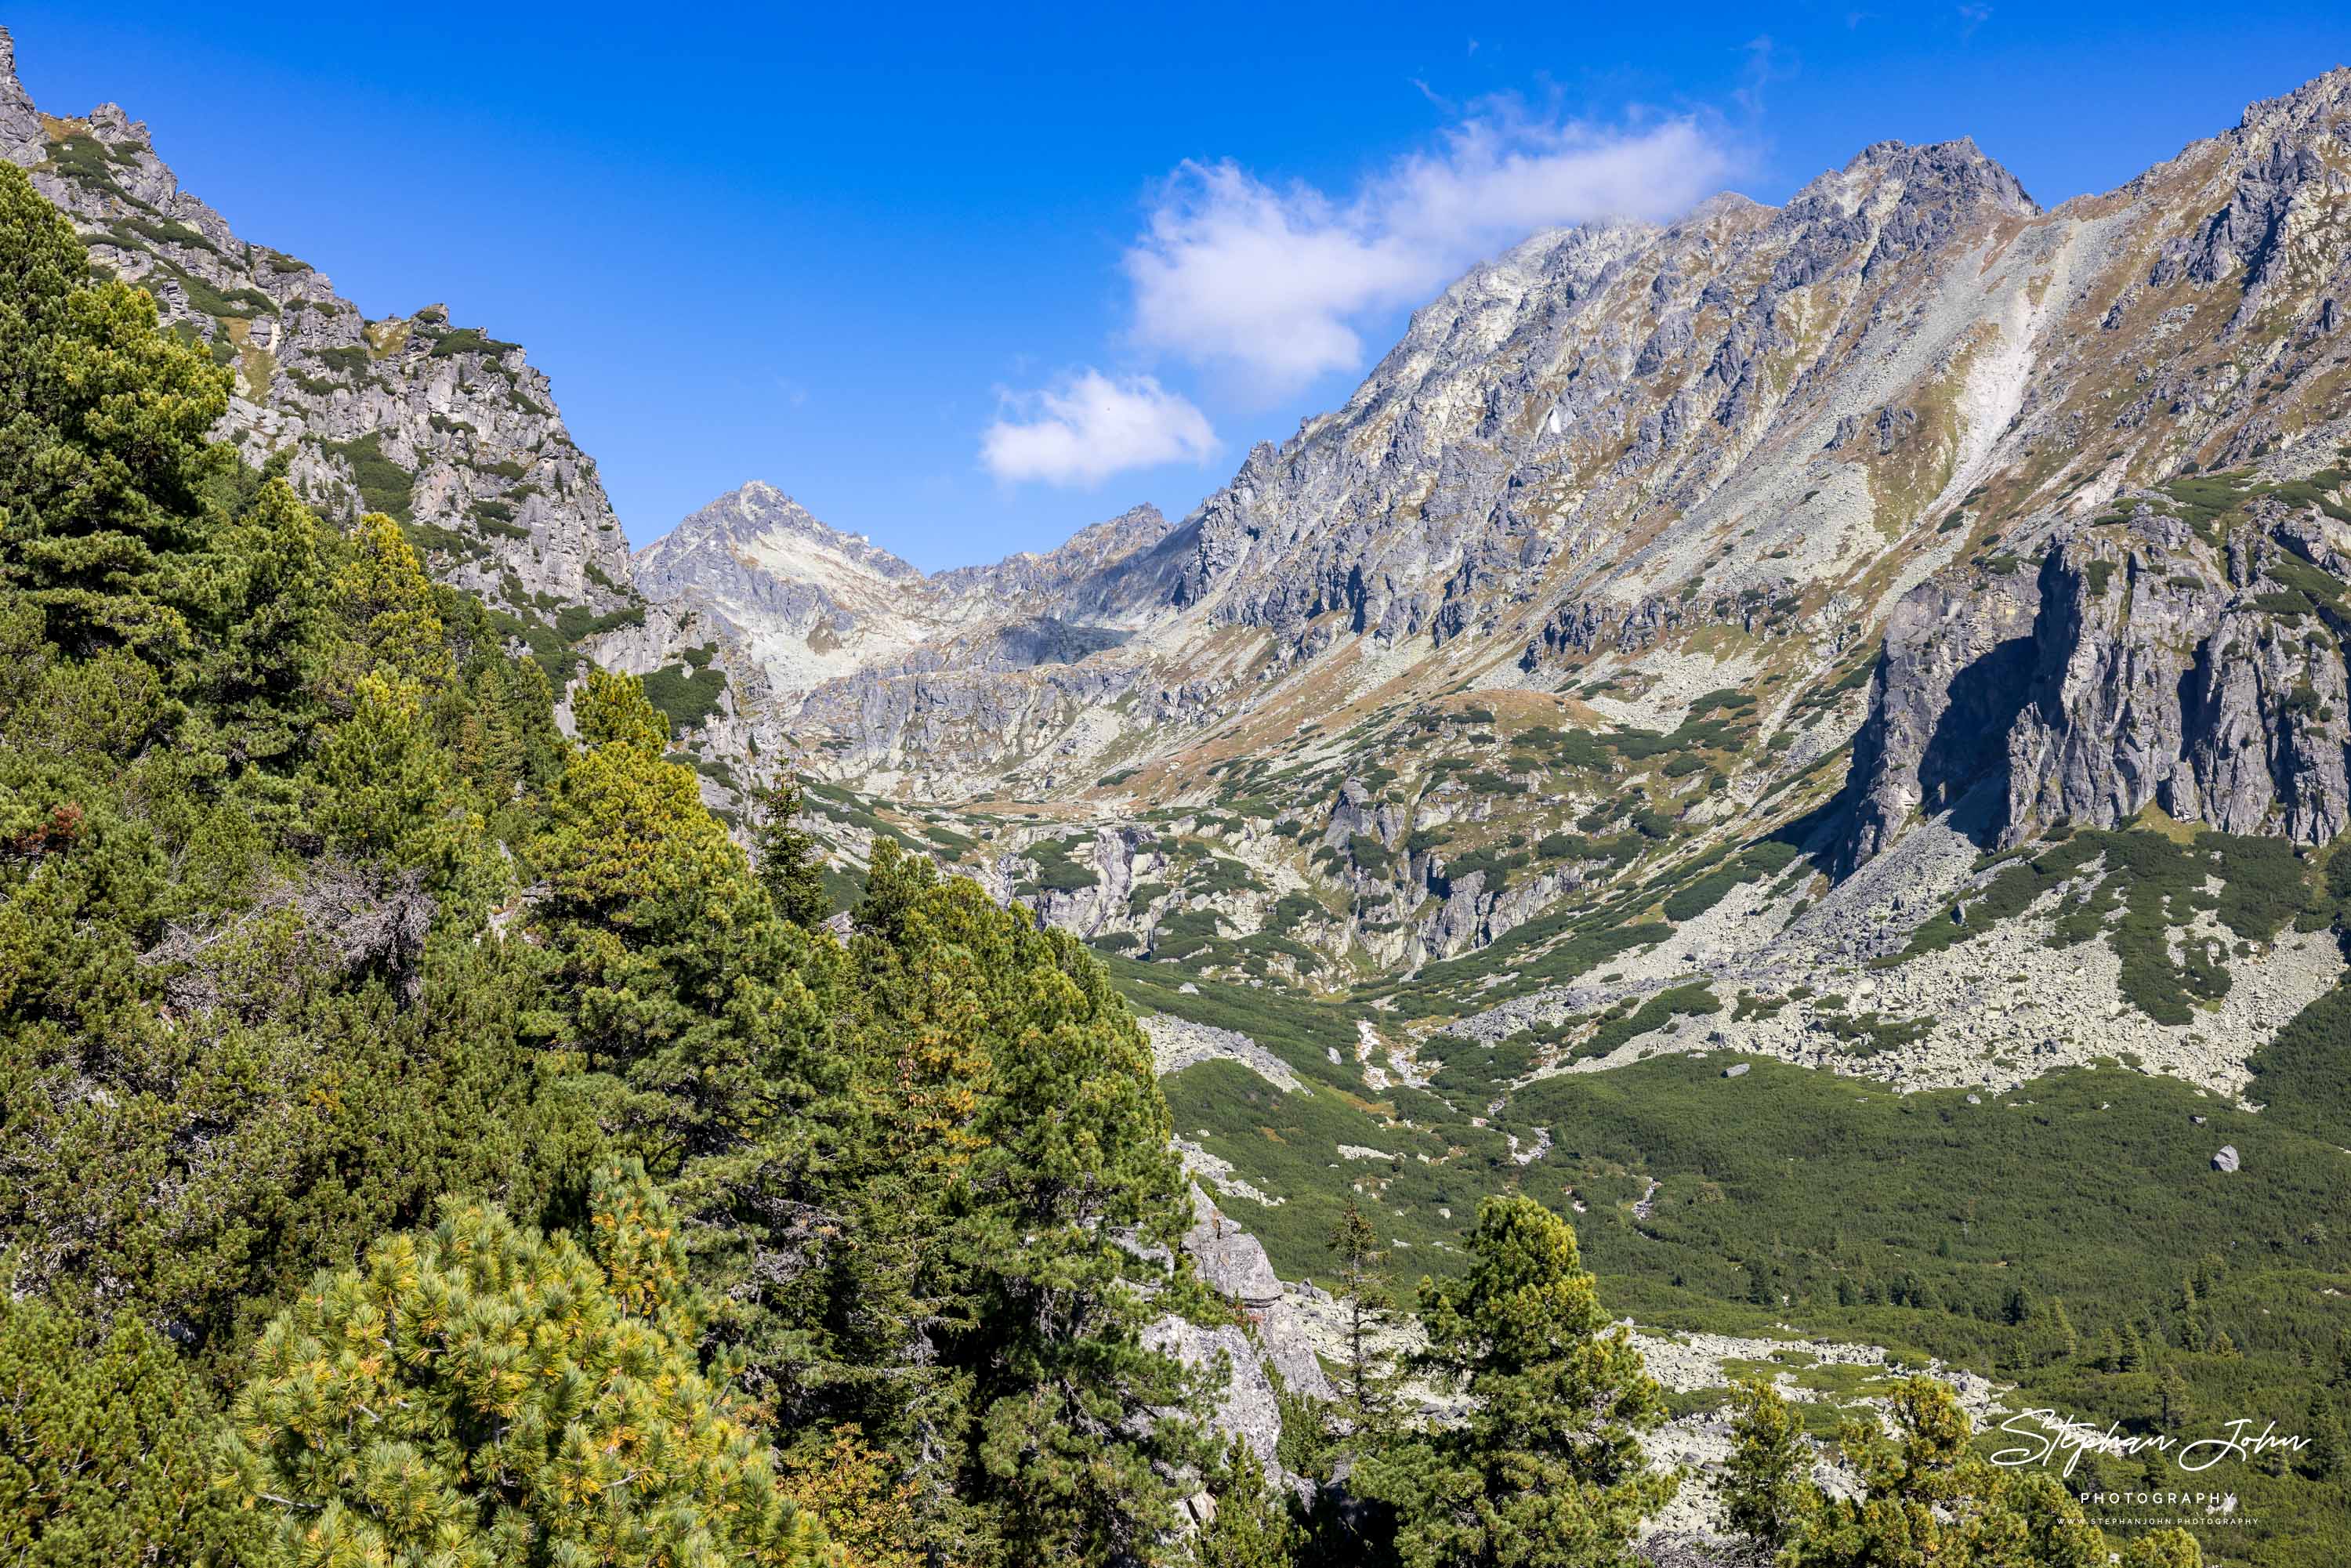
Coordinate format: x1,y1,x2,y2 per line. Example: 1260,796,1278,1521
0,29,633,628
1847,485,2351,864
2009,516,2349,845
1840,567,2041,868
1139,1192,1333,1504
1182,1192,1331,1400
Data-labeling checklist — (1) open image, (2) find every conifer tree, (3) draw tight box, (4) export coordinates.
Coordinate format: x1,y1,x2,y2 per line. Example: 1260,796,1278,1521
536,668,839,1160
957,905,1208,1565
2119,1531,2204,1568
756,777,834,928
223,1161,832,1566
1724,1378,1813,1552
2302,1390,2343,1480
204,476,332,777
1191,1437,1304,1568
1777,1378,2178,1568
1354,1197,1675,1568
328,510,455,693
0,161,230,668
306,670,456,864
2160,1367,2195,1430
1328,1193,1403,1445
2046,1297,2079,1361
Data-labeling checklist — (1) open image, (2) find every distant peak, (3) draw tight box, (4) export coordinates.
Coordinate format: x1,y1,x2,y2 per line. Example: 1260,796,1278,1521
1795,132,2038,226
1049,502,1171,561
646,481,925,581
2237,63,2351,135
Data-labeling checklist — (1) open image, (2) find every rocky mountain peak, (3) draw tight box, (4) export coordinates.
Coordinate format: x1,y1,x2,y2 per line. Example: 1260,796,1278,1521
2237,62,2351,134
1794,134,2038,233
1050,501,1168,561
642,481,925,584
0,29,40,164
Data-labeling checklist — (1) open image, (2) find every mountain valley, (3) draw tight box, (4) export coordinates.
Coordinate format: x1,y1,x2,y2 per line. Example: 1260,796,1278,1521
5,24,2351,1563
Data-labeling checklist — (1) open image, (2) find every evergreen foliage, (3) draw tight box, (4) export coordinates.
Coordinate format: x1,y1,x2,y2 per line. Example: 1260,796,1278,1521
0,161,1210,1568
221,1162,832,1566
1353,1197,1676,1568
0,1295,268,1566
1736,1375,2204,1568
1327,1195,1404,1444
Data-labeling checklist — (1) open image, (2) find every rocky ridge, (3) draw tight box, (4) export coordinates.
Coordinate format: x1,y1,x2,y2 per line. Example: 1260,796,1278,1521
0,27,794,799
0,31,632,626
642,71,2351,1085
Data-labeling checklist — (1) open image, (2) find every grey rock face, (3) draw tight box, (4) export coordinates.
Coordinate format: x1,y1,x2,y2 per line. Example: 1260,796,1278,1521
1840,567,2041,871
1846,491,2351,864
2213,1144,2241,1172
1,30,632,627
1142,1190,1333,1501
1183,1191,1333,1402
2006,510,2349,846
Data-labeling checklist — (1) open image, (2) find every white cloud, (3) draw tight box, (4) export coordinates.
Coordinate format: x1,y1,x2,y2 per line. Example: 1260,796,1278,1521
980,370,1217,486
1123,102,1739,395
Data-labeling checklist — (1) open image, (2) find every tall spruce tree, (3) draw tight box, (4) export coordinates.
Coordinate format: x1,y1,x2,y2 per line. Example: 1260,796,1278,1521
1328,1193,1404,1445
755,778,834,929
1354,1196,1675,1568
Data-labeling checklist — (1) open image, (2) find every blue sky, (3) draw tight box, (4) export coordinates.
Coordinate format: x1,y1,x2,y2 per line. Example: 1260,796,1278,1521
7,2,2345,567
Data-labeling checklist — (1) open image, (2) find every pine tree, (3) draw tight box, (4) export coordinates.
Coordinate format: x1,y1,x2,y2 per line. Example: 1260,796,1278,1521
305,671,455,864
2119,1530,2204,1567
780,1425,925,1568
205,476,332,775
0,1295,269,1565
1191,1437,1304,1568
1783,1378,2108,1568
2047,1296,2080,1361
0,161,230,668
328,510,455,693
755,777,834,928
1723,1378,1812,1552
1354,1197,1675,1568
2160,1367,2195,1429
223,1161,832,1566
535,668,839,1157
2118,1322,2146,1371
955,907,1209,1566
1328,1193,1403,1446
2302,1390,2343,1479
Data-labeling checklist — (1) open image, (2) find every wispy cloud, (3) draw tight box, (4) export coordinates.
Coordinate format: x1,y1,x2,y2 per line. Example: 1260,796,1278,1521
1121,99,1740,397
980,370,1217,487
